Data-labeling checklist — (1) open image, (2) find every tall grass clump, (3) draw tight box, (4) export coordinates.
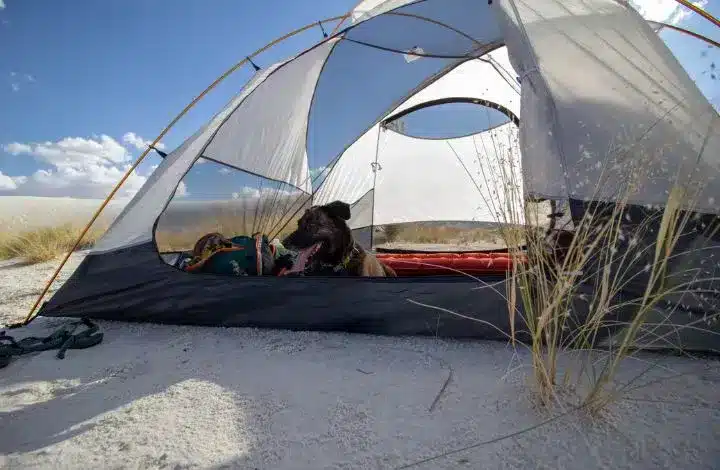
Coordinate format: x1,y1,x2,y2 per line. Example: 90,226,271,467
0,224,105,264
435,116,720,412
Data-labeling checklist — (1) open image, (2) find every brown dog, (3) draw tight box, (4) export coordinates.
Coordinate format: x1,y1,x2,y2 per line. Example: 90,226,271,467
282,201,396,277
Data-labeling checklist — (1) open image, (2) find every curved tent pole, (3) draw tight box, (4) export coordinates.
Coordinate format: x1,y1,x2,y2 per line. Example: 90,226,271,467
330,10,353,34
20,15,347,327
673,0,720,29
382,97,521,128
330,0,368,34
650,21,720,49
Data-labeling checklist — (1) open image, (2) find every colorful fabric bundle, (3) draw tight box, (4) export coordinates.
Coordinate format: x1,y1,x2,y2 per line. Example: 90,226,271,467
183,232,278,276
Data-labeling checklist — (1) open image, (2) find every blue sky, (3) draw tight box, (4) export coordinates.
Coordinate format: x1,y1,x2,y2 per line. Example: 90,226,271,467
0,0,718,201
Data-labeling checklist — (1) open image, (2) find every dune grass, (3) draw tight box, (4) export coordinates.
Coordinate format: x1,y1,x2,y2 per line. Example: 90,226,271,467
0,224,105,264
464,130,720,413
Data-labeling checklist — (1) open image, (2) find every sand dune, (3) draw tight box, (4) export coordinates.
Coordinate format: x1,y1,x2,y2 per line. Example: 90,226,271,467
1,252,718,469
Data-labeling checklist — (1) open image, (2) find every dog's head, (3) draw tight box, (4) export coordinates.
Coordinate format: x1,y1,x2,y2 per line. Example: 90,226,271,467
282,200,353,264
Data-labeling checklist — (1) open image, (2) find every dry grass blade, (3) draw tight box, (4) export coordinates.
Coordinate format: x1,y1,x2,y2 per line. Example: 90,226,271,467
0,224,105,264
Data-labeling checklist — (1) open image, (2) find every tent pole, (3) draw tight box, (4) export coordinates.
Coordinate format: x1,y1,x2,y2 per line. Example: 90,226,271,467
673,0,720,29
330,0,363,34
21,15,347,327
369,125,383,250
653,21,720,48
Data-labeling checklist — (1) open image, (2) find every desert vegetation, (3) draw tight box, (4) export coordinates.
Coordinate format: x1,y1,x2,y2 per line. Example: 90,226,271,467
0,224,105,264
427,127,720,413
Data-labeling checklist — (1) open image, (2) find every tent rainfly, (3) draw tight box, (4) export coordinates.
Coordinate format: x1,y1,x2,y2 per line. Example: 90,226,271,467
31,0,720,349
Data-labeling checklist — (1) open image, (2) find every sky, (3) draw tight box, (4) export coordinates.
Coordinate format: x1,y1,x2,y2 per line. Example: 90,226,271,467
0,0,718,202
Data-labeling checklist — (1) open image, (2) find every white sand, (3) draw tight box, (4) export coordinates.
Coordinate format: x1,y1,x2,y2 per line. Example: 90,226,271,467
1,256,719,468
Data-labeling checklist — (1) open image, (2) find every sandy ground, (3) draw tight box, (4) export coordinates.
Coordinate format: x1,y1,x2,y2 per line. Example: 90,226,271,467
1,254,720,469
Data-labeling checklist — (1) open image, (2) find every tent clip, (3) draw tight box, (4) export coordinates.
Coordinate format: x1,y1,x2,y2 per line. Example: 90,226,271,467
371,162,382,172
150,145,168,158
247,57,261,72
318,21,328,38
518,67,539,83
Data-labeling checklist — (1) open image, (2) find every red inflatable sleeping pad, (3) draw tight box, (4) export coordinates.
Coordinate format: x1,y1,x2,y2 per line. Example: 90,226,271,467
375,251,526,276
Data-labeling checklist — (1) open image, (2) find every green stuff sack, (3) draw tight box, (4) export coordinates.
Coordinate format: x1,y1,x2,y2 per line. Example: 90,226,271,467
185,233,275,276
228,234,276,275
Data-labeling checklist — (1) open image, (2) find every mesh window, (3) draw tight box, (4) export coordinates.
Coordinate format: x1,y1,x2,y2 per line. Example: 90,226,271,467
375,221,515,251
385,100,514,139
346,0,501,57
307,38,463,175
154,159,312,255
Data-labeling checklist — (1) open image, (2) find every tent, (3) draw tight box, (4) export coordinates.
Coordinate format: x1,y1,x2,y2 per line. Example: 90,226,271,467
32,0,720,347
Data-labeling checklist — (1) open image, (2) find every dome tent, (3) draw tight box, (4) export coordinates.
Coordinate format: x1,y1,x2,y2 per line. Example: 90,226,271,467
29,0,720,345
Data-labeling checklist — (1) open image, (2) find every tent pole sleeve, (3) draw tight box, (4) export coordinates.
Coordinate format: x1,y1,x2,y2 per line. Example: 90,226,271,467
673,0,720,29
23,14,348,326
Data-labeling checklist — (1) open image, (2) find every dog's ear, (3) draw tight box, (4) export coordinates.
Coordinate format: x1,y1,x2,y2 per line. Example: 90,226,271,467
321,201,351,221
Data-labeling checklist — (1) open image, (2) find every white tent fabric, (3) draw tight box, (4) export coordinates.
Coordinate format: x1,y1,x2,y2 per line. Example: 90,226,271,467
392,47,520,117
351,0,387,23
313,124,381,219
90,0,719,255
313,47,523,229
373,122,524,227
202,41,333,191
495,0,719,207
93,60,290,253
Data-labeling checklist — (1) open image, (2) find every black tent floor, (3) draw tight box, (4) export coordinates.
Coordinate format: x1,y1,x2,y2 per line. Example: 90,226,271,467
27,242,718,354
32,242,533,341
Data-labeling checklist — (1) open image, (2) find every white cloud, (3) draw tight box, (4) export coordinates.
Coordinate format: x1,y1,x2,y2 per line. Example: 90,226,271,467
235,186,260,199
0,173,15,190
24,74,35,82
309,166,329,180
0,171,25,191
32,135,130,166
122,132,165,151
4,142,31,154
2,135,155,198
232,186,301,200
11,83,19,92
218,167,232,175
9,71,16,77
0,0,5,10
630,0,708,25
